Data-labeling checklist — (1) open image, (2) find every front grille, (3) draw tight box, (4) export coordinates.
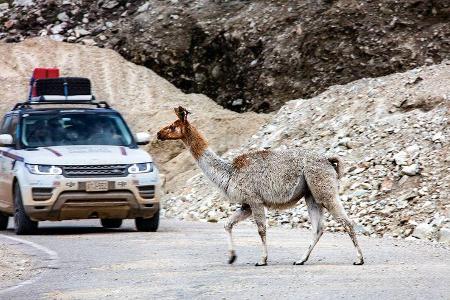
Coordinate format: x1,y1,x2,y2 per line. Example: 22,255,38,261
59,190,133,206
32,187,54,201
138,185,155,199
62,165,128,178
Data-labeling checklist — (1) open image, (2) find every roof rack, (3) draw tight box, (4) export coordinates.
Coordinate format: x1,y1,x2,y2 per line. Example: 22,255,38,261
12,100,111,111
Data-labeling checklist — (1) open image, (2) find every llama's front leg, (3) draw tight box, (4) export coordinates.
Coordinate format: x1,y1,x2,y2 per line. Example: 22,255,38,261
224,204,252,264
251,204,268,266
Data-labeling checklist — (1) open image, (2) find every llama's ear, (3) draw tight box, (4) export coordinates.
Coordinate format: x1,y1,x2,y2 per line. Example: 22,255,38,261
174,106,190,122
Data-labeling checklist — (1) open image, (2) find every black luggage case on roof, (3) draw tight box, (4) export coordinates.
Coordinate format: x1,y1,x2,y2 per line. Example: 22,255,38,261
35,77,92,96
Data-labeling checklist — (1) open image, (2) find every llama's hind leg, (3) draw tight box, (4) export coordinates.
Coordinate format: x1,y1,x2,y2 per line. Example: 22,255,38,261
250,204,268,266
325,201,364,265
304,166,364,265
294,193,324,265
225,204,252,264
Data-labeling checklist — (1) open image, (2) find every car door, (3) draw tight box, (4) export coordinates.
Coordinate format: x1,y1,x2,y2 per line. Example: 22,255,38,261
0,115,12,209
0,115,18,212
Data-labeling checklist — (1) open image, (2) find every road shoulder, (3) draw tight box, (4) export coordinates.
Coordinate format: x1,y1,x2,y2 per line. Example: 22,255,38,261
0,233,59,295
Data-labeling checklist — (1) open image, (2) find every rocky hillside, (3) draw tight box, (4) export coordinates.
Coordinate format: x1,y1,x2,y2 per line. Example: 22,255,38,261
0,38,269,193
164,61,450,244
1,0,449,112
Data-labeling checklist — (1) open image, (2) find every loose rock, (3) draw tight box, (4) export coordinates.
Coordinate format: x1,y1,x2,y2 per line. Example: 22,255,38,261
402,164,419,176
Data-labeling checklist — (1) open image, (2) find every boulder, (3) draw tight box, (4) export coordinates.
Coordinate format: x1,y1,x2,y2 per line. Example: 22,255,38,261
438,228,450,244
412,223,434,240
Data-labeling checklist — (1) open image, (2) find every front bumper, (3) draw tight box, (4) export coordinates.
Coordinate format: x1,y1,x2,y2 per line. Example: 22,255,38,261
19,172,160,221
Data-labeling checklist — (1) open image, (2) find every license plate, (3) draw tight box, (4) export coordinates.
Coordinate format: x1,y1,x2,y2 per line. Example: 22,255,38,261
85,181,109,192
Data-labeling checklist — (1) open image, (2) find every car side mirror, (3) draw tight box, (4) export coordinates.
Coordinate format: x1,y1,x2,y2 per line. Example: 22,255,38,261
0,134,14,146
135,132,150,145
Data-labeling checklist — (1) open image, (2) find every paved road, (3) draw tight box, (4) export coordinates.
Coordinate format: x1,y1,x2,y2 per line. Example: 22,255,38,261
1,219,449,299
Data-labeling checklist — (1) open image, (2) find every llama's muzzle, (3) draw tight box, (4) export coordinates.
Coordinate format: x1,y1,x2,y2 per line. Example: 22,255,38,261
156,132,164,140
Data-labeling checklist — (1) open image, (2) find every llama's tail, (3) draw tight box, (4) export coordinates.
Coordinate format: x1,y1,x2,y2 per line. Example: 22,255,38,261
327,155,344,179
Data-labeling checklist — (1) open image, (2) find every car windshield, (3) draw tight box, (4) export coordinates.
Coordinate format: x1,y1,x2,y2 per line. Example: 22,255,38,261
21,112,134,148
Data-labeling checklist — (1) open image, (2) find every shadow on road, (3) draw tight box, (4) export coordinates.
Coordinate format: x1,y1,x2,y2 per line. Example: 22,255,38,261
4,219,177,236
5,226,136,236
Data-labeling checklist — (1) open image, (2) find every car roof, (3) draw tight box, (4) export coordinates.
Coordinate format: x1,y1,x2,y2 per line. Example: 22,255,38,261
9,101,116,116
18,108,118,114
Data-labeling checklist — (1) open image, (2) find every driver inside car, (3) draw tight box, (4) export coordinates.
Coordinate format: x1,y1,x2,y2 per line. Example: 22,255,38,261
27,120,52,147
88,118,122,145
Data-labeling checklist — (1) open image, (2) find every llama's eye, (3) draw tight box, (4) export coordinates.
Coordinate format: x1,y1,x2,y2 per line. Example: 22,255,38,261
169,126,175,131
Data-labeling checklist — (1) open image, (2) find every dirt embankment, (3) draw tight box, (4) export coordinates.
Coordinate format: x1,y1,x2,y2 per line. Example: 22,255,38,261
0,38,269,194
1,0,449,112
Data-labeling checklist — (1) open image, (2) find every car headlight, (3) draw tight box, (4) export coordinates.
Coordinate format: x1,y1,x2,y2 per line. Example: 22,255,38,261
128,162,153,174
26,164,63,175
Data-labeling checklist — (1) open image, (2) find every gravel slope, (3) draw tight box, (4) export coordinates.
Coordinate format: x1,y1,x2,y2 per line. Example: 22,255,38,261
166,61,450,244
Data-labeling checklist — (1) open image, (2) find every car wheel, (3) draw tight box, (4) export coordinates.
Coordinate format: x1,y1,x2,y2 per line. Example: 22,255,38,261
14,182,38,235
0,214,8,230
135,210,159,232
100,218,123,229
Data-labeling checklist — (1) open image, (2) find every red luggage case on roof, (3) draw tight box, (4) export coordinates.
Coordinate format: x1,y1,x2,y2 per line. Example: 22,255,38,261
32,68,59,80
30,68,60,98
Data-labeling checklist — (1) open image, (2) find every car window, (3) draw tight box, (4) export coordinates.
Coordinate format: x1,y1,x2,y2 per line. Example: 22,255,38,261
0,115,11,134
21,112,134,148
8,115,19,142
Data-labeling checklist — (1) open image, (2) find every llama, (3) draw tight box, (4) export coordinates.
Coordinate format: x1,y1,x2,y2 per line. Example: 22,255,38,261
157,106,364,266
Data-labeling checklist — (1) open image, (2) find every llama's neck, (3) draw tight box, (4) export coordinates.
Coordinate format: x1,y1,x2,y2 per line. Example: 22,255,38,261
197,149,232,191
182,124,232,192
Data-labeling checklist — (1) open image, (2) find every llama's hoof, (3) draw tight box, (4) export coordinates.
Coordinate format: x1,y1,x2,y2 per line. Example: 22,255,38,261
353,258,364,265
255,262,267,267
293,260,306,265
228,252,237,264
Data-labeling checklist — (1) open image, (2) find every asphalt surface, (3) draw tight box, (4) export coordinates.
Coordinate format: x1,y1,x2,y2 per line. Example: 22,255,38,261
0,219,449,300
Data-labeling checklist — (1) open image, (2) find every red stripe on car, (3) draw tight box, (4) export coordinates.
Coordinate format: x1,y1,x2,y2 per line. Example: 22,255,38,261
120,147,127,156
45,147,62,157
1,150,24,162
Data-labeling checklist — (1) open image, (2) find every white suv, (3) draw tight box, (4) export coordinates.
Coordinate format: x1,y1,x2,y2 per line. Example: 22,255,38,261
0,100,160,234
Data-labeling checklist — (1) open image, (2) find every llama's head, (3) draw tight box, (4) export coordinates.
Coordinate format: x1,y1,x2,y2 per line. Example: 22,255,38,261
157,106,191,141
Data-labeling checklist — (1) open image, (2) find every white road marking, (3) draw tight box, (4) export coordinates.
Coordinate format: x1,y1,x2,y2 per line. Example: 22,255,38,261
0,234,59,295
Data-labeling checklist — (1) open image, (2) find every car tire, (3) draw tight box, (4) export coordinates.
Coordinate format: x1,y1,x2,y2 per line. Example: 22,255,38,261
135,210,159,232
14,182,38,235
0,214,8,230
100,218,123,229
